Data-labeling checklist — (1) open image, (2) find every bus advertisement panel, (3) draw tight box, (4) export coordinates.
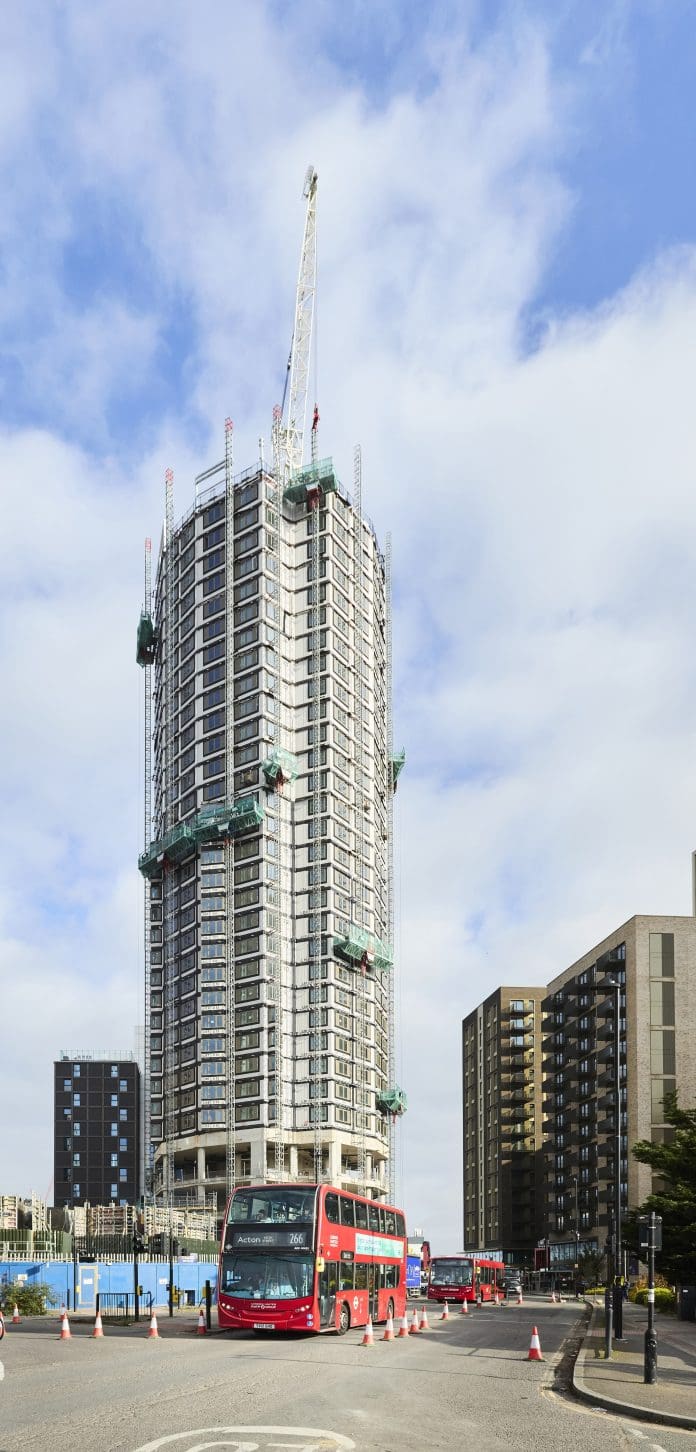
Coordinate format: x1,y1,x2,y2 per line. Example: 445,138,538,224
218,1183,407,1334
427,1254,504,1304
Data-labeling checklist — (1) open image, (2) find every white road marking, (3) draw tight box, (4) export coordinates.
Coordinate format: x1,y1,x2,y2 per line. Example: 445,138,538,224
133,1429,355,1452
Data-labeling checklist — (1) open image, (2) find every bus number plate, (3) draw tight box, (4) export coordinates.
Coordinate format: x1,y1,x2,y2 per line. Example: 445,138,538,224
253,1322,275,1330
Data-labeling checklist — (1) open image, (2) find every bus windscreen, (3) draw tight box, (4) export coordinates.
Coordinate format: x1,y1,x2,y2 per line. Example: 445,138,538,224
430,1259,473,1286
221,1252,314,1301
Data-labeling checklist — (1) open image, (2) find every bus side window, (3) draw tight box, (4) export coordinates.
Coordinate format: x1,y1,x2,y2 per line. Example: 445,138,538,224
395,1213,405,1236
339,1260,354,1292
339,1195,355,1227
386,1265,398,1289
368,1204,380,1232
377,1207,386,1234
354,1261,368,1290
355,1200,368,1229
324,1192,339,1224
385,1209,396,1235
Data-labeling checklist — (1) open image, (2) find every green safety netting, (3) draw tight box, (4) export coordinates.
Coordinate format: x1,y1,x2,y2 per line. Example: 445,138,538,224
193,797,264,842
377,1087,408,1117
139,820,197,877
138,798,264,877
390,749,406,790
333,925,393,972
283,456,339,506
262,748,300,788
136,611,158,667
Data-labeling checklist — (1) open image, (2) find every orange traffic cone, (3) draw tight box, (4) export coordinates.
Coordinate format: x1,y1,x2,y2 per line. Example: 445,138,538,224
382,1313,394,1341
12,1304,20,1325
147,1312,159,1339
197,1309,206,1336
59,1311,71,1341
398,1313,409,1338
527,1326,543,1361
409,1308,420,1333
92,1311,104,1338
419,1306,430,1330
440,1301,450,1321
460,1297,468,1315
361,1316,374,1347
517,1287,523,1305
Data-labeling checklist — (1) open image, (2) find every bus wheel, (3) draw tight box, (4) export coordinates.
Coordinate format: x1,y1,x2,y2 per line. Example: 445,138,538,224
386,1298,395,1323
338,1302,351,1335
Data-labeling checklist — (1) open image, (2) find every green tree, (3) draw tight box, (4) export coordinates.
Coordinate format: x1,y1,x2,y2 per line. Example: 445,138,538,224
626,1093,696,1285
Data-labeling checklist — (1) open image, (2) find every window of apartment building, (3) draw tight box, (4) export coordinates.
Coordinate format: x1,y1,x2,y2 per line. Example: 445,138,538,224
649,932,675,978
236,1103,260,1122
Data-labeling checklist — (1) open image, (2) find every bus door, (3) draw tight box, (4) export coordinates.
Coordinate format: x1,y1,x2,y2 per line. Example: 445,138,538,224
318,1261,338,1330
367,1264,379,1320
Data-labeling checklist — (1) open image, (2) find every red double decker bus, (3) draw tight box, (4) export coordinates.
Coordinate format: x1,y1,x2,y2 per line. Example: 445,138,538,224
427,1254,504,1304
218,1183,407,1334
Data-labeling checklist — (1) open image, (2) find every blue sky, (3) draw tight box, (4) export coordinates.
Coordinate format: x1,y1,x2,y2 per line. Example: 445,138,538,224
2,0,696,1248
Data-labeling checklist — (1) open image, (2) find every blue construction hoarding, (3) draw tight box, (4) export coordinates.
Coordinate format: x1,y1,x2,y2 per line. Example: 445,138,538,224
0,1259,218,1311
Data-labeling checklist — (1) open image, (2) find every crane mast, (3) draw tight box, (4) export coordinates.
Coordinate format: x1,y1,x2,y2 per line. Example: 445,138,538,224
275,166,318,485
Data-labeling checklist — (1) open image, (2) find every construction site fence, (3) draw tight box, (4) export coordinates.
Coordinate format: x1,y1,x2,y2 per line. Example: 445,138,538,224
0,1259,218,1312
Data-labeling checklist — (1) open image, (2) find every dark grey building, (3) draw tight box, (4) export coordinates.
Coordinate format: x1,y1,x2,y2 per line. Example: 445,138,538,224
53,1053,141,1208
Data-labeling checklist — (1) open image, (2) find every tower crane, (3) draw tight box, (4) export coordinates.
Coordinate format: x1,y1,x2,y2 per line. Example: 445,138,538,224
273,166,319,488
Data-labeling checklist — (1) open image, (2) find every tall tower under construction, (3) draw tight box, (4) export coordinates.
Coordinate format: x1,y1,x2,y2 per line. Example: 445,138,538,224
137,171,405,1210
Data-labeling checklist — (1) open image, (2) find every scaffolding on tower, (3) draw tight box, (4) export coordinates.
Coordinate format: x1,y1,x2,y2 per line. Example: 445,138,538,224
224,419,238,1197
352,445,369,1195
385,534,398,1201
138,538,155,1199
163,468,176,1205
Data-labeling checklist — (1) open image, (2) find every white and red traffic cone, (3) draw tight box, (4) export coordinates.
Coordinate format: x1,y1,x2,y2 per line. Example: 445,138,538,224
92,1311,104,1338
147,1312,159,1339
197,1309,206,1336
517,1287,523,1305
460,1297,468,1315
361,1316,374,1347
419,1306,430,1330
59,1311,71,1341
527,1326,543,1361
12,1304,20,1325
398,1313,409,1338
550,1290,557,1304
382,1313,394,1341
409,1308,420,1334
440,1301,450,1321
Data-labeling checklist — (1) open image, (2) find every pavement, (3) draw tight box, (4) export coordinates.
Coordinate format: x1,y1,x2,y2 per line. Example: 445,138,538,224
573,1296,696,1429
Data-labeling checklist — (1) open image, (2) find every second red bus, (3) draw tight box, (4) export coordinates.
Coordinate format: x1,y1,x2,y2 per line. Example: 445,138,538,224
427,1254,504,1304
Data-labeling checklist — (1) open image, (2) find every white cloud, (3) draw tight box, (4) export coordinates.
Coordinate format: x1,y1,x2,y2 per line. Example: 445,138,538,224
0,2,694,1253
